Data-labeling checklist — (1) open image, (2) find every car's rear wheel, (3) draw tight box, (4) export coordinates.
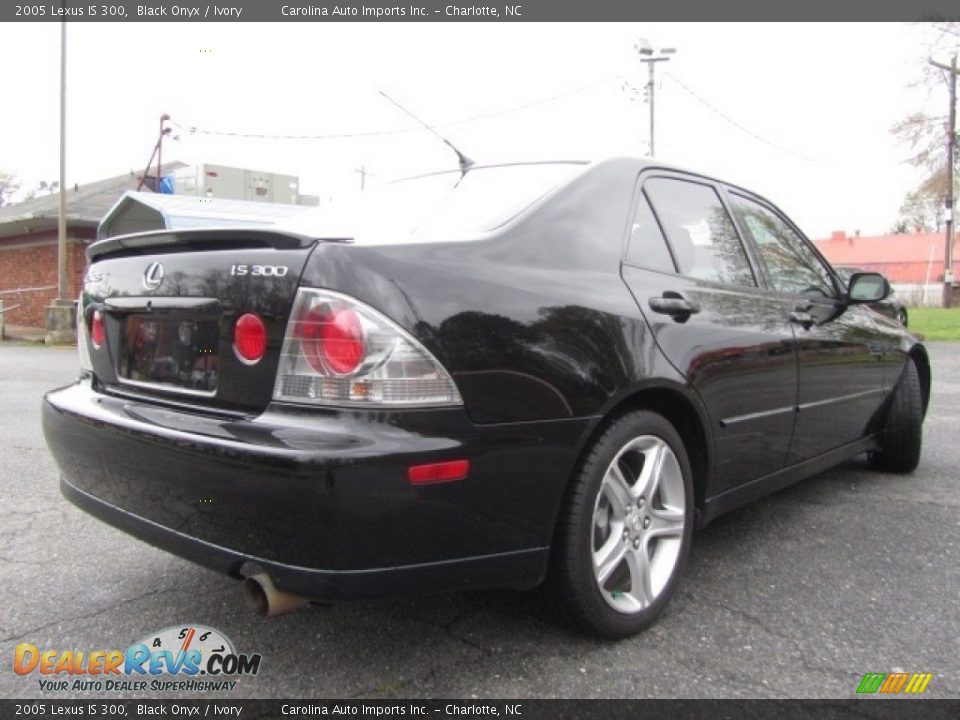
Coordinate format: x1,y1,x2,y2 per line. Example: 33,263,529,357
869,359,923,473
897,308,908,327
550,410,694,638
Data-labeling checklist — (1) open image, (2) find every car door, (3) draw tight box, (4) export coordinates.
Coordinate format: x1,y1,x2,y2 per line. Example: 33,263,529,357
726,190,886,462
621,173,799,495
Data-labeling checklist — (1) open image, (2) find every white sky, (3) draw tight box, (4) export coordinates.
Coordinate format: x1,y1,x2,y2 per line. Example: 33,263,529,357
0,21,955,238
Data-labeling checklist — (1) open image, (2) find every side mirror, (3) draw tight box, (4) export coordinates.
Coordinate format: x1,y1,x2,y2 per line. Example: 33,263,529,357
847,272,891,304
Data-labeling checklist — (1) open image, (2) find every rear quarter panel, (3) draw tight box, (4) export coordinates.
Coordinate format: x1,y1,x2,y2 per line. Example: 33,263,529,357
298,158,689,426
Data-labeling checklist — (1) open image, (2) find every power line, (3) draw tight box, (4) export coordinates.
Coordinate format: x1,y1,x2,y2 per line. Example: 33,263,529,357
664,71,827,165
171,76,620,142
170,119,405,141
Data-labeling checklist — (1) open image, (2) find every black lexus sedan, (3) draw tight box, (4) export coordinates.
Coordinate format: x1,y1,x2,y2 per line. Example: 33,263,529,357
43,158,930,638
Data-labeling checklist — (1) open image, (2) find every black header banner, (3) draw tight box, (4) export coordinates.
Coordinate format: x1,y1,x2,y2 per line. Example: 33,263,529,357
3,0,960,22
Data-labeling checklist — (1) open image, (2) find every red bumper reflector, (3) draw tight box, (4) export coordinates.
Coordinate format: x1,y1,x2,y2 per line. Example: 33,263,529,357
407,459,470,485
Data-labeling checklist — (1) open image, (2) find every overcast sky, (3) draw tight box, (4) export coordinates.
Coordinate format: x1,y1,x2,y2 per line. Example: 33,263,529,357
0,22,955,238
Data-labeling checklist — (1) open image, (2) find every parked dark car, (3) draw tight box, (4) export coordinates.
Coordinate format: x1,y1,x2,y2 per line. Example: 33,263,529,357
43,158,930,638
834,265,908,326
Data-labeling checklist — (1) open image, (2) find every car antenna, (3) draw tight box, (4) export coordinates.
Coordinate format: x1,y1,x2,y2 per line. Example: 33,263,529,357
378,90,476,176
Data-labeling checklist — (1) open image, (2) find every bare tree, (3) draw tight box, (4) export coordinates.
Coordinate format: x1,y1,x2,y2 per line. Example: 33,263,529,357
890,23,960,226
892,189,944,233
0,170,20,208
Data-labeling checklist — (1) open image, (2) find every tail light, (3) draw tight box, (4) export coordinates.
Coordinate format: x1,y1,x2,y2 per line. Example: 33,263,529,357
299,302,364,375
234,313,267,364
273,288,462,407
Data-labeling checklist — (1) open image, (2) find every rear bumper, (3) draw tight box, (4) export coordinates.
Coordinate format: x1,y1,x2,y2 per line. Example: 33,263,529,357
43,379,589,601
60,476,548,601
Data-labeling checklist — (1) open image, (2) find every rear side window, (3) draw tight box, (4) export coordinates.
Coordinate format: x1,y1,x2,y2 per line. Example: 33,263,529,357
625,192,676,273
644,178,756,287
730,194,836,298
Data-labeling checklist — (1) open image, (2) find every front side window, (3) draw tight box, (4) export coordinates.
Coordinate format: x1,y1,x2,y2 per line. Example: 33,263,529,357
643,177,755,287
731,194,836,298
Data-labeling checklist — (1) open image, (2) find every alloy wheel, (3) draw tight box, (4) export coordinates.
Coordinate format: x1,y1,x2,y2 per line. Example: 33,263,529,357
591,435,686,613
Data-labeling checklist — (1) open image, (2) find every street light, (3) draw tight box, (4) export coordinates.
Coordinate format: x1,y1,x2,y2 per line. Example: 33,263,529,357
635,38,676,158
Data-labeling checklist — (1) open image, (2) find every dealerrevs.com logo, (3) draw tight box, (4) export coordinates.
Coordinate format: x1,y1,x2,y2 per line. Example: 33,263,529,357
14,625,262,693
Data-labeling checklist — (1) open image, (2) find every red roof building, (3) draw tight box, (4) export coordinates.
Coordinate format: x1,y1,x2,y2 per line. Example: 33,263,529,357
814,230,959,284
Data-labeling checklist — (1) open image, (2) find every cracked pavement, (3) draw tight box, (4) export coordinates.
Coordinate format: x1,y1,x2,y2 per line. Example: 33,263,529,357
1,342,957,698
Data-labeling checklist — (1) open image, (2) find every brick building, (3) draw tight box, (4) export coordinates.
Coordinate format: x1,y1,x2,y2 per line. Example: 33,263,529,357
0,163,184,329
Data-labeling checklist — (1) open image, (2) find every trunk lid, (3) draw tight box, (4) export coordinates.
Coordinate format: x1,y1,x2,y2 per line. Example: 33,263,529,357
82,228,326,413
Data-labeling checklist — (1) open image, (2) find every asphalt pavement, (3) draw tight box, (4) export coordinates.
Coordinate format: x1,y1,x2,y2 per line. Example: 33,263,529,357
1,342,957,699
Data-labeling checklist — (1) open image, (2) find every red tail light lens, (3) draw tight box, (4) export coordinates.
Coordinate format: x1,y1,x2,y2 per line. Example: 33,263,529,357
90,310,105,348
234,313,267,363
299,303,365,376
274,288,462,407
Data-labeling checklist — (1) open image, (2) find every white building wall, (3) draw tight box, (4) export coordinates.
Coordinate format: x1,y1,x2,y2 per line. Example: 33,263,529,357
891,283,946,307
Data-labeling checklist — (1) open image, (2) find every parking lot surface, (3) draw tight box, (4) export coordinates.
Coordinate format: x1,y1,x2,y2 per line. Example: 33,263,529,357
1,342,957,698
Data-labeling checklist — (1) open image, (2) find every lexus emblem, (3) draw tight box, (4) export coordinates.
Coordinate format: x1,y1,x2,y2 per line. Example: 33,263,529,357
142,262,164,290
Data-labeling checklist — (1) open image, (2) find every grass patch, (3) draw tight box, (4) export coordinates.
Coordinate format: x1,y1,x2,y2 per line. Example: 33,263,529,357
908,307,960,341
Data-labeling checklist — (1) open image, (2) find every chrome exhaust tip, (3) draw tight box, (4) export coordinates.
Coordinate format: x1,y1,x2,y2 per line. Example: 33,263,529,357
243,573,308,617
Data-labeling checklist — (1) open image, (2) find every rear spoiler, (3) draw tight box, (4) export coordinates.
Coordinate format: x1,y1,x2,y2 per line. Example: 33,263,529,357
86,227,336,262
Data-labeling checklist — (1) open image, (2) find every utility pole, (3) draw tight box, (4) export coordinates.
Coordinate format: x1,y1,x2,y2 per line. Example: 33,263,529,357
157,113,170,191
635,39,676,158
930,54,958,308
45,19,76,344
57,20,67,303
136,115,172,193
647,60,656,157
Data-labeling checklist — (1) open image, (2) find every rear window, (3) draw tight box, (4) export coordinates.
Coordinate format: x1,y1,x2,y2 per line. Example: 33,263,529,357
280,163,585,244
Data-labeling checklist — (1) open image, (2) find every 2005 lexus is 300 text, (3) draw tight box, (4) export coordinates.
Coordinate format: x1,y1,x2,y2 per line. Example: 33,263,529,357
43,158,930,638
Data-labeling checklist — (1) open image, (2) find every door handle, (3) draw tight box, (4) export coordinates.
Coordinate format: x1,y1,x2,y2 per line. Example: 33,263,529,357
649,294,700,319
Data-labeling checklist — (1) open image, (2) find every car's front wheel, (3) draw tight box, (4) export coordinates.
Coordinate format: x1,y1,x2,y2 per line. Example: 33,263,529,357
869,359,923,473
550,410,694,638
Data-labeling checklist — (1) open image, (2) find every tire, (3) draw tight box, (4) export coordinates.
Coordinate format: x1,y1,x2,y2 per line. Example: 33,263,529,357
869,360,923,473
549,410,694,639
897,308,908,327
